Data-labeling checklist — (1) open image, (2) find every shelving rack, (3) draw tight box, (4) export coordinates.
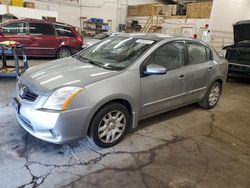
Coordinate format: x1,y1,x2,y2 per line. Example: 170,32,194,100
80,17,109,36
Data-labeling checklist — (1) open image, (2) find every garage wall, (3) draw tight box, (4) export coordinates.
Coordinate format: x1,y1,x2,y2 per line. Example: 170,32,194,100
0,4,57,20
162,19,209,39
26,0,161,31
126,16,209,39
208,0,250,51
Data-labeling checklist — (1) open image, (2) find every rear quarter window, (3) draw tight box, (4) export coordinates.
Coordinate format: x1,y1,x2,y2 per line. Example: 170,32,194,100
206,47,213,61
54,25,75,37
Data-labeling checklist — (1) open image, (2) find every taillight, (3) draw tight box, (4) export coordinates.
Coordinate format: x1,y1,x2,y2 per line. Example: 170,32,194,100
75,29,83,43
77,36,83,42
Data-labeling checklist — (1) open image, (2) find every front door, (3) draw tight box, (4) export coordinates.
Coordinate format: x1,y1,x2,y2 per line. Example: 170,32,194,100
140,41,188,118
0,22,30,47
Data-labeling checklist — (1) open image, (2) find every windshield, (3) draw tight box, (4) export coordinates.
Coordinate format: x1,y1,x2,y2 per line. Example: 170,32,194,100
75,36,155,70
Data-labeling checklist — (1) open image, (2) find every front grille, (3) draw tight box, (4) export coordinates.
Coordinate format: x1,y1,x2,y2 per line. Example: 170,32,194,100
21,90,38,101
18,82,39,102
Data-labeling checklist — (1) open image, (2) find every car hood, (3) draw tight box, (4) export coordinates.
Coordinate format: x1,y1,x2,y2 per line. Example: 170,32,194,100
21,57,119,96
233,21,250,44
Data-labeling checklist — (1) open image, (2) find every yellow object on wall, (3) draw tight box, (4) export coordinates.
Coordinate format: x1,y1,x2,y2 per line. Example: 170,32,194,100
12,0,23,7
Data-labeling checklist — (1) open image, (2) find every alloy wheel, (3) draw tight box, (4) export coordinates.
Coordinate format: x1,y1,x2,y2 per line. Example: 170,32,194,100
208,85,220,106
58,48,71,58
98,110,126,144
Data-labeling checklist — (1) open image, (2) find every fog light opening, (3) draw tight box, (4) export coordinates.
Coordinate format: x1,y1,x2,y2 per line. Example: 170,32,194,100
50,129,61,138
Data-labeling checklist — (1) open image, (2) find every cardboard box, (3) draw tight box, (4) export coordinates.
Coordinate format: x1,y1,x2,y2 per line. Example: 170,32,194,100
128,3,168,17
187,2,212,19
24,2,35,8
0,0,11,5
12,0,23,7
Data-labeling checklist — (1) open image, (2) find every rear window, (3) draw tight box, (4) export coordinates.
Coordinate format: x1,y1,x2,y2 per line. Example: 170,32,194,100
29,23,55,35
3,22,27,34
54,24,75,37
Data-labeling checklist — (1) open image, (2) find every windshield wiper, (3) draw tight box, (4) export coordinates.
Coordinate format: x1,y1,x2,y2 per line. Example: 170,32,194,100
104,64,124,70
74,55,104,68
74,55,122,70
87,60,107,68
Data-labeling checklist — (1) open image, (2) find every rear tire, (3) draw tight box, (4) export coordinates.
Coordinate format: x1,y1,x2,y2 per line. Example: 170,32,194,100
56,47,71,59
89,102,130,148
198,82,222,109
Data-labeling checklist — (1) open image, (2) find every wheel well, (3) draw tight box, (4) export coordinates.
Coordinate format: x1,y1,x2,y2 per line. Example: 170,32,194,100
87,99,133,136
214,79,223,87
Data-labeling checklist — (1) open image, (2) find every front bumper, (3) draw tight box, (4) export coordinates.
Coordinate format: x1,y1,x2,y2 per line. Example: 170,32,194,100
71,46,83,54
228,62,250,79
12,94,92,144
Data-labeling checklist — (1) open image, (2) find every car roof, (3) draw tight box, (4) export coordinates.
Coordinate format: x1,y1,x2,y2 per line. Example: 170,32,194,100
114,33,203,42
1,18,74,27
115,33,172,41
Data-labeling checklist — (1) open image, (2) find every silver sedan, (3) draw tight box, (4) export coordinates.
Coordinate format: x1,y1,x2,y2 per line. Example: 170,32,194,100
12,33,228,147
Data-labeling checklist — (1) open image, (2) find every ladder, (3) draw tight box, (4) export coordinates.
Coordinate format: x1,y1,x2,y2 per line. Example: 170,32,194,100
140,15,164,33
141,16,153,32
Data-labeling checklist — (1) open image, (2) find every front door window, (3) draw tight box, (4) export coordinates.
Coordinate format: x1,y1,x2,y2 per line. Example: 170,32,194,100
3,22,27,35
148,41,185,70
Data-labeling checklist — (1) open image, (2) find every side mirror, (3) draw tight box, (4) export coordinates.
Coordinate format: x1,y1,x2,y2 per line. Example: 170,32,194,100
144,64,167,75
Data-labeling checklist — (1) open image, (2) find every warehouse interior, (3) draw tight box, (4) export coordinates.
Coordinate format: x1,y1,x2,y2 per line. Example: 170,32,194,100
0,0,249,187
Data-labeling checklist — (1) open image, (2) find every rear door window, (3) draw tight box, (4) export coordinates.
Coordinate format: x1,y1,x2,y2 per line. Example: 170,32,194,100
187,42,207,64
54,24,75,37
2,22,27,34
29,23,55,35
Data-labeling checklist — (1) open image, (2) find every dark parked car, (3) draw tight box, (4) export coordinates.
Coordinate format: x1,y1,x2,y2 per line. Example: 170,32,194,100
224,20,250,79
0,19,83,58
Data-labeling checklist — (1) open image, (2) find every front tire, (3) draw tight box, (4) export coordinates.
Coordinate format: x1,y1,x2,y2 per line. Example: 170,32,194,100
56,47,71,59
89,102,130,148
198,82,222,109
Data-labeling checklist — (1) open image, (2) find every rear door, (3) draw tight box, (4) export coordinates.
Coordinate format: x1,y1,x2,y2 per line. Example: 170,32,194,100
185,41,214,102
28,22,58,56
54,24,83,52
0,22,29,47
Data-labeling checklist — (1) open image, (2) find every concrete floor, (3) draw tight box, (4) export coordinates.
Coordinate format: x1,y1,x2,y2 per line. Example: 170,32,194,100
0,59,250,188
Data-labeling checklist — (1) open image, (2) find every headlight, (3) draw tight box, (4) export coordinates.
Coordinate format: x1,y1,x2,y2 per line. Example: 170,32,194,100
43,86,84,111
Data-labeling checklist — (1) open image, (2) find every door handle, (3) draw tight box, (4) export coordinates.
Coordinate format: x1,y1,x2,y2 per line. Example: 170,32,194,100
178,74,186,81
208,67,214,73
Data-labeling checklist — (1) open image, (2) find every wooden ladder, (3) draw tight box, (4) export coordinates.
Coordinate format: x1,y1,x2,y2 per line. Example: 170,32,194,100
141,15,164,33
149,15,164,32
141,16,153,32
